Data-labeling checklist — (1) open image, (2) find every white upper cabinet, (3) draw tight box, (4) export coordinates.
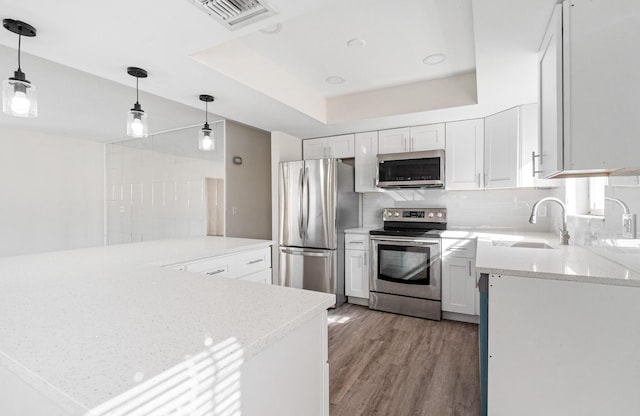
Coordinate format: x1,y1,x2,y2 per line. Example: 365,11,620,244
482,104,555,189
409,123,446,151
378,124,445,154
445,119,484,190
303,138,327,160
537,3,564,178
303,134,355,159
354,131,378,193
538,1,640,177
377,128,410,154
327,134,355,159
484,108,519,189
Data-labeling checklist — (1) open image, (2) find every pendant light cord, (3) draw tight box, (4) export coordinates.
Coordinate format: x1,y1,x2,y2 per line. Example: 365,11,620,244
205,101,209,124
17,33,22,71
136,77,139,105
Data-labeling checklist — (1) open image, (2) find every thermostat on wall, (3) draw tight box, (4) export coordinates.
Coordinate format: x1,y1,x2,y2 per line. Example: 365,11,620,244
232,156,243,165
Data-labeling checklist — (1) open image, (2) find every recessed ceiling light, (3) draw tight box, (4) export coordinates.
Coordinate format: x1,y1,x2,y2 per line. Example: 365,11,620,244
325,76,345,85
347,38,367,48
423,53,447,65
260,23,282,34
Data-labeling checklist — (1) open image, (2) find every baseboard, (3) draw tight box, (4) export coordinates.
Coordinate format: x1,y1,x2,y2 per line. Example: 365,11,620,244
443,311,479,324
347,296,369,306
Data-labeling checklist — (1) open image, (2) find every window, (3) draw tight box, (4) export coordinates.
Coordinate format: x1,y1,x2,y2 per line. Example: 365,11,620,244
587,177,607,215
565,177,608,217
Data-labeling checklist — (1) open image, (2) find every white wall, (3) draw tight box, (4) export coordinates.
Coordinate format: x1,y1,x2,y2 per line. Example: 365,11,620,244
225,121,272,240
0,128,104,257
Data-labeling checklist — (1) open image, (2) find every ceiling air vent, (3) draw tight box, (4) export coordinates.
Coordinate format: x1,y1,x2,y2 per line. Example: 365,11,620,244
190,0,276,30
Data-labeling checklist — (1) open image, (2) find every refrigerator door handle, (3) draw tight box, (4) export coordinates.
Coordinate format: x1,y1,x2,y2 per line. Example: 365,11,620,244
298,167,305,239
281,248,331,257
305,167,311,239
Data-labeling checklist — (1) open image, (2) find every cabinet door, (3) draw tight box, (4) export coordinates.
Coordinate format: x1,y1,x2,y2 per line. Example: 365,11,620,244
354,132,378,192
238,268,272,284
410,123,445,151
326,134,355,159
378,128,410,154
538,4,564,178
345,249,369,298
442,257,476,315
484,108,519,189
303,138,327,160
445,119,484,190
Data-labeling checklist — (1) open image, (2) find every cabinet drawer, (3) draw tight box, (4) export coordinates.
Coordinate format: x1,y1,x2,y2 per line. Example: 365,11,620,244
235,247,272,277
345,233,369,250
238,268,272,285
442,238,476,259
185,255,233,278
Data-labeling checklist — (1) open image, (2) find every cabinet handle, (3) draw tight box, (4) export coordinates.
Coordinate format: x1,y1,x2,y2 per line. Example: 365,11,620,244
447,246,467,251
364,252,368,266
206,268,226,275
477,173,481,188
247,258,264,265
349,241,364,244
468,260,472,276
411,137,415,150
532,152,543,176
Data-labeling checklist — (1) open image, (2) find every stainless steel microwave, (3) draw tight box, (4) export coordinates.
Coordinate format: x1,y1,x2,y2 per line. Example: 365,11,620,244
376,150,445,188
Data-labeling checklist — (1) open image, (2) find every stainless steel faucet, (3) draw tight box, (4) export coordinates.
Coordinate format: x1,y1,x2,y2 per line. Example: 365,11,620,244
529,197,570,245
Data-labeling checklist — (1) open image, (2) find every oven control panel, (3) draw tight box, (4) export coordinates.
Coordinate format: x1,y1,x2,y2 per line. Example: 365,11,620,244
383,208,447,223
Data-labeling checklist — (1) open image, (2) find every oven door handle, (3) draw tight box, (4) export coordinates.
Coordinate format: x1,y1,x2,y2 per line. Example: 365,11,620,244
370,236,441,245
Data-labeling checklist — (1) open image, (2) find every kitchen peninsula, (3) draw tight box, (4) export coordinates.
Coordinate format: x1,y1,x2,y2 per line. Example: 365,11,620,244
475,232,640,416
0,237,334,416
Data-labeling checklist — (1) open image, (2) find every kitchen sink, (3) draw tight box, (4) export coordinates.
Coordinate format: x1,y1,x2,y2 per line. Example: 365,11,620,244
492,240,555,249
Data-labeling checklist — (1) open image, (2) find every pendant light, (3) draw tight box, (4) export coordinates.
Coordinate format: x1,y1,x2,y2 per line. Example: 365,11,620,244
198,94,215,151
2,19,37,118
126,67,148,138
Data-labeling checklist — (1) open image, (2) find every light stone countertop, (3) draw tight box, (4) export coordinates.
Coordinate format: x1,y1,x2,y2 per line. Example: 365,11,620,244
446,229,640,287
0,237,335,415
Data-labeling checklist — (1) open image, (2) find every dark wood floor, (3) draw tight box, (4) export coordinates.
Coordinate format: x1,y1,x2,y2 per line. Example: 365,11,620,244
328,303,480,416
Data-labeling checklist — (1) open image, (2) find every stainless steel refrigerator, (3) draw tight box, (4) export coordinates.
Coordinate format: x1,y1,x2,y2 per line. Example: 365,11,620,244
279,158,359,306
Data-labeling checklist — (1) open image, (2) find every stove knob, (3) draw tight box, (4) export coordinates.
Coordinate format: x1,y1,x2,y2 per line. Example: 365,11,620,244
394,212,400,218
436,212,443,218
428,212,435,218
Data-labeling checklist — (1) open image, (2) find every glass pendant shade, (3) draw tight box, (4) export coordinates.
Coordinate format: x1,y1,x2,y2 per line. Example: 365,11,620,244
127,108,148,138
3,77,37,117
199,124,215,151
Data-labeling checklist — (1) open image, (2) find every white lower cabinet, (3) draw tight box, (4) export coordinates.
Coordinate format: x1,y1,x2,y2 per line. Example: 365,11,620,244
168,246,273,284
239,268,272,284
441,238,478,318
344,231,370,301
345,249,368,298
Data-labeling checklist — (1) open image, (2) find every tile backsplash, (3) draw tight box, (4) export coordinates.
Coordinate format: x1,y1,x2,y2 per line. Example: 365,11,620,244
363,187,556,232
568,176,640,274
105,125,225,245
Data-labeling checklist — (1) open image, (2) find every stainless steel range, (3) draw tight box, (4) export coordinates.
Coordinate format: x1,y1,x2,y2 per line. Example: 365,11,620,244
369,208,446,320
